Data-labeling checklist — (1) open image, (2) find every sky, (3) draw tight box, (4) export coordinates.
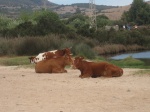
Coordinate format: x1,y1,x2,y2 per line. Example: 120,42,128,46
48,0,150,6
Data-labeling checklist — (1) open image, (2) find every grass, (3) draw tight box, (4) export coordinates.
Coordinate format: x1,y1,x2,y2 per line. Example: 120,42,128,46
104,56,150,69
133,70,150,76
0,56,31,66
110,56,144,68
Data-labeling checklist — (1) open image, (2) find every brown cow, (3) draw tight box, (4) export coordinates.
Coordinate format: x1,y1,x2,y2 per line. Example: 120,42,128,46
73,56,123,78
29,48,72,64
35,55,73,73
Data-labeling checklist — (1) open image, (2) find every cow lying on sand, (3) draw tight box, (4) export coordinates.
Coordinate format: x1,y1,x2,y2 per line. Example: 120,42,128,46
73,56,123,78
35,55,73,73
29,48,72,64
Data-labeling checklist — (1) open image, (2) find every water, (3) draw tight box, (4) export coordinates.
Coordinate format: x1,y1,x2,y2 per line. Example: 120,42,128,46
111,51,150,60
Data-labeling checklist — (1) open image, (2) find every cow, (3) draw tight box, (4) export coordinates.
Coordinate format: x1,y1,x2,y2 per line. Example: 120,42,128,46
29,48,72,64
73,56,123,78
35,55,73,73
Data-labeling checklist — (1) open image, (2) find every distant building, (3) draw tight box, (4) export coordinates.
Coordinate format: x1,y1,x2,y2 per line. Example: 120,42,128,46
105,25,119,31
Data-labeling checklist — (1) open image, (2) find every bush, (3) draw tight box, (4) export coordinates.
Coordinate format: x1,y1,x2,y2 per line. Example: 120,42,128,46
0,38,17,56
16,37,43,55
111,56,145,67
73,43,97,59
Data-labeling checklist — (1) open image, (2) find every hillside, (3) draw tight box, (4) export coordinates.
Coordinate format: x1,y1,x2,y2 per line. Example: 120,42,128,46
0,0,117,18
98,1,150,20
0,0,56,6
0,0,57,18
98,5,130,20
50,3,117,18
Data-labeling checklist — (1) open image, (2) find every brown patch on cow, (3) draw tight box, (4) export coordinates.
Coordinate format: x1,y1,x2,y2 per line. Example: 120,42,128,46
44,48,72,59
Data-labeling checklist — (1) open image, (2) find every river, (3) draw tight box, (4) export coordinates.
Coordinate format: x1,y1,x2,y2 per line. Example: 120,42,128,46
111,51,150,60
110,51,150,66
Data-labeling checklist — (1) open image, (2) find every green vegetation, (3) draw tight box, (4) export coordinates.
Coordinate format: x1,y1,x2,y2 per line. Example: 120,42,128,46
122,0,150,25
0,0,150,68
0,35,148,59
0,56,30,66
110,56,146,68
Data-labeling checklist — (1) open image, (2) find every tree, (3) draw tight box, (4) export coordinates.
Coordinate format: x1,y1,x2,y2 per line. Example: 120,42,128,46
75,7,81,14
96,15,112,28
0,15,12,31
35,10,68,35
66,14,89,33
121,0,150,25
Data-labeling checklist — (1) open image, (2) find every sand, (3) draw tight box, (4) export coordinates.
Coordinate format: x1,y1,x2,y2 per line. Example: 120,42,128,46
0,66,150,112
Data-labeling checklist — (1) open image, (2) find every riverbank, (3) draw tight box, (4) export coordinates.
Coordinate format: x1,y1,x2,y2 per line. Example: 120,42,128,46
108,50,150,67
111,50,150,60
94,44,148,55
0,66,150,112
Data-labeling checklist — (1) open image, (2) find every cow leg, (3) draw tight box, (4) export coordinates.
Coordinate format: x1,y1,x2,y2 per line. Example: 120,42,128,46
103,70,113,77
80,74,91,78
61,69,67,73
78,70,84,77
79,74,82,77
52,68,67,73
112,70,123,77
106,67,123,77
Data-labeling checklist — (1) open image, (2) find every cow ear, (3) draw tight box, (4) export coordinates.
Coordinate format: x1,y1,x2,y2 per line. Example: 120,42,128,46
28,56,35,59
69,47,72,49
80,56,84,60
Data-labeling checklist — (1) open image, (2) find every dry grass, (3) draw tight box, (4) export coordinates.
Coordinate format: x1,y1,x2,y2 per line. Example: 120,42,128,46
93,44,145,55
98,5,130,20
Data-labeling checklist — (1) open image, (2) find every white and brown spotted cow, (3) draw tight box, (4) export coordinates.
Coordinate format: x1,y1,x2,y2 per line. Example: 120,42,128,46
29,48,72,64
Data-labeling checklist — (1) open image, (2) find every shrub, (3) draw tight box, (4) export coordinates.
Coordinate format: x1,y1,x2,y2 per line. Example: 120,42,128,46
16,37,43,55
73,43,97,59
0,38,17,56
111,56,145,67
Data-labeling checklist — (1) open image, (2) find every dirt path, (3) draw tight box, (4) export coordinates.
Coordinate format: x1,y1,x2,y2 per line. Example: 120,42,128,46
0,66,150,112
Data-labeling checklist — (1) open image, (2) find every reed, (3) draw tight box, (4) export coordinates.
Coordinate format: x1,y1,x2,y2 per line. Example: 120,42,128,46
94,44,146,55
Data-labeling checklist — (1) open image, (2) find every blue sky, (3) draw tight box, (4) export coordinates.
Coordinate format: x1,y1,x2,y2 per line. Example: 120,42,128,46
48,0,150,6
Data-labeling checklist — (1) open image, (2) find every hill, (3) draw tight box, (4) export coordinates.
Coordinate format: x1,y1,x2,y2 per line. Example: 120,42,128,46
98,1,150,20
0,0,57,18
0,0,117,18
98,5,130,20
0,0,57,6
51,3,117,18
0,0,150,19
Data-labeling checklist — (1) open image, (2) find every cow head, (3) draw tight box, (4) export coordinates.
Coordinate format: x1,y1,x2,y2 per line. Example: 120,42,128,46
64,54,74,66
28,56,36,64
64,48,73,56
73,56,84,69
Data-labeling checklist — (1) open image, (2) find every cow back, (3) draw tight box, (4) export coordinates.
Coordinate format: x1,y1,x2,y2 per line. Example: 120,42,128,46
44,48,72,59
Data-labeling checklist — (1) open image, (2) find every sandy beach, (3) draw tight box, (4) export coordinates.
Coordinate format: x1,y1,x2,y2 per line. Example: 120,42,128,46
0,66,150,112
